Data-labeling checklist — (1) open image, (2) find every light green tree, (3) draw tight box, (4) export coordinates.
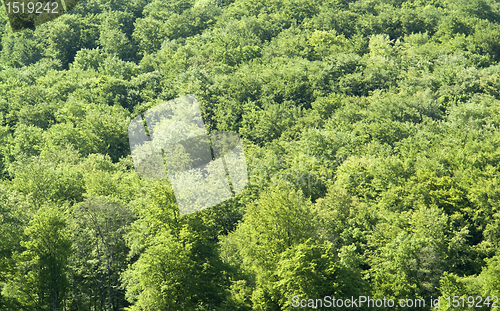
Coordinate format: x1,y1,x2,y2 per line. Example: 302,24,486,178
4,207,71,311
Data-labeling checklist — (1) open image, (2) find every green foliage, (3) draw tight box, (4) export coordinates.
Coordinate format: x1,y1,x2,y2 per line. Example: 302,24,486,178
1,0,500,309
275,239,363,309
3,207,71,311
123,184,231,310
68,197,134,310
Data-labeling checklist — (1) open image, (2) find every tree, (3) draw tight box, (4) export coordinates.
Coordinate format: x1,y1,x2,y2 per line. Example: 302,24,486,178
68,197,135,311
98,12,136,61
0,30,42,67
3,207,71,311
123,184,231,310
220,183,317,309
0,185,29,310
275,239,364,309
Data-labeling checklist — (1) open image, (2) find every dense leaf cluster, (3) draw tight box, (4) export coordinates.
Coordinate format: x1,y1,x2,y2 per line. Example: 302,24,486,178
1,0,500,310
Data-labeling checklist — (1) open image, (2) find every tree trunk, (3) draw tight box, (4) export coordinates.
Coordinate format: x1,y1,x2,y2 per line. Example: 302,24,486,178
107,255,113,311
52,291,58,311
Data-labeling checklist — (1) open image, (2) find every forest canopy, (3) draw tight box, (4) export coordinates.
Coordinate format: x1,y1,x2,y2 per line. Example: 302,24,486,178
1,0,500,310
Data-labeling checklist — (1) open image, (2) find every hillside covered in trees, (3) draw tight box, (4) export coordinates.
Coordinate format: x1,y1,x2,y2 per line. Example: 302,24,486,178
1,0,500,310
